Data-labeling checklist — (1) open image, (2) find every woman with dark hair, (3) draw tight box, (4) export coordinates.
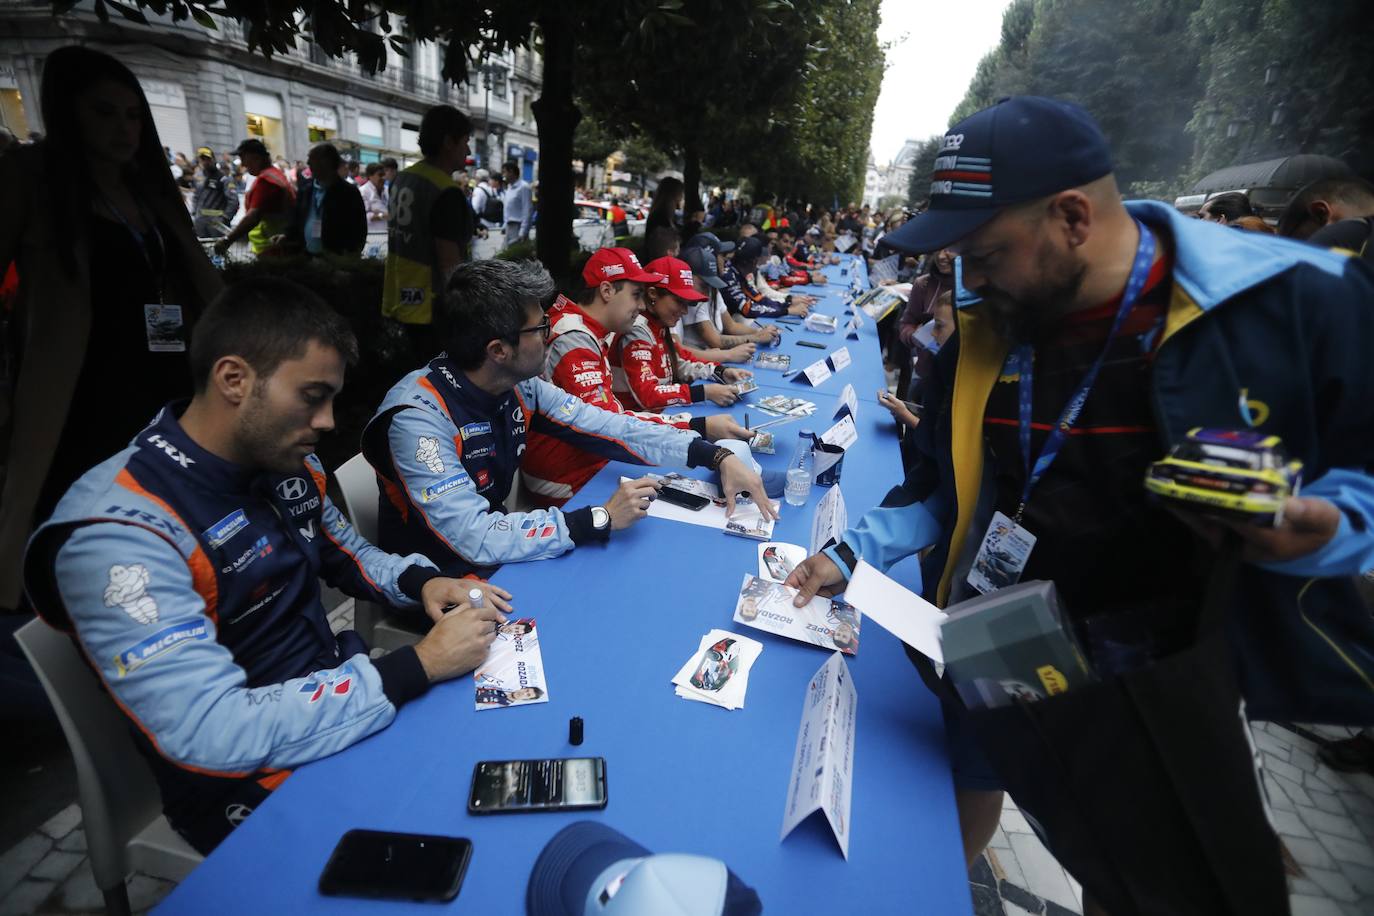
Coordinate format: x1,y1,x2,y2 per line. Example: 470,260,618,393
0,45,221,611
644,176,685,261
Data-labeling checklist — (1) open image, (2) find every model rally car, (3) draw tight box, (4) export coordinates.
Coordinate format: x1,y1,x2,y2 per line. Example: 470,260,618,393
1144,428,1303,527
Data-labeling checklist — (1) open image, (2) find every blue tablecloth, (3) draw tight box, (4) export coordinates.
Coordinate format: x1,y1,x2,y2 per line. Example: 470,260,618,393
159,256,971,914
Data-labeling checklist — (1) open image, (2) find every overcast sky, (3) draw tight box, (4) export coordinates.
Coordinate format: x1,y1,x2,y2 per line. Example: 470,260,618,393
869,0,1012,165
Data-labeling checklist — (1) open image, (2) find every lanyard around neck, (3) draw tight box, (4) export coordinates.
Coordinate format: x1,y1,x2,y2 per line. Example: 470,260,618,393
1011,219,1157,522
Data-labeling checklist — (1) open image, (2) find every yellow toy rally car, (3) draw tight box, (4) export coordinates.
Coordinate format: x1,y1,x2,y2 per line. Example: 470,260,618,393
1144,428,1303,527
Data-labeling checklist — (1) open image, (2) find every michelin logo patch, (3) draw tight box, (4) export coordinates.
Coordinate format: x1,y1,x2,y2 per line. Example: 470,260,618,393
460,421,492,440
416,436,444,473
423,470,472,502
114,620,209,676
203,508,249,548
104,564,158,624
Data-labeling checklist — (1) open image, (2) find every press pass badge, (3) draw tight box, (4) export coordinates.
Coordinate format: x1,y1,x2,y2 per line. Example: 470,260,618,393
967,510,1037,595
143,303,186,352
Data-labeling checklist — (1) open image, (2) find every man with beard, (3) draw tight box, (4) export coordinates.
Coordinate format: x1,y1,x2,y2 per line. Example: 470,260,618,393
23,277,508,852
782,97,1374,912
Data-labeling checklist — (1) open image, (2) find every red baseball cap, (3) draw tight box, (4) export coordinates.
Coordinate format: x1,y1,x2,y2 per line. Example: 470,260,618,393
644,256,708,302
582,248,665,287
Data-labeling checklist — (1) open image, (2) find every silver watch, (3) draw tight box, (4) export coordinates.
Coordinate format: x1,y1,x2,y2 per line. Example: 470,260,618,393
591,506,611,530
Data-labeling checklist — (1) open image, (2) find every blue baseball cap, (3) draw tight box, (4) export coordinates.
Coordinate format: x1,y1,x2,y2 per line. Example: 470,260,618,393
884,96,1114,254
683,231,736,255
682,244,726,289
527,822,762,916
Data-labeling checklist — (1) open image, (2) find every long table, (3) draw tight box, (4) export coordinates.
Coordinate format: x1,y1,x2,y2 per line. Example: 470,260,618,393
159,256,971,914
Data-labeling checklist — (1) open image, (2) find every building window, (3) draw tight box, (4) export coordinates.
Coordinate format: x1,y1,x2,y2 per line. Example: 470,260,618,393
244,89,285,158
307,104,339,143
399,122,421,161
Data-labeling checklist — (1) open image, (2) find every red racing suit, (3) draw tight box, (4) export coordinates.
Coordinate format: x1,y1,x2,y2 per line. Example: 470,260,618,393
610,312,720,410
521,296,706,506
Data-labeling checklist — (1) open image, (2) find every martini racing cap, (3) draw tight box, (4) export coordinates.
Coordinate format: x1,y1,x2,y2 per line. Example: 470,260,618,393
682,245,727,290
527,821,762,916
582,248,666,287
884,96,1114,254
682,231,736,254
644,256,708,302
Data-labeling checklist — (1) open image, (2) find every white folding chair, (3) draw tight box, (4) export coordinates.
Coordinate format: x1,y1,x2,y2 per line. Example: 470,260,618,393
333,453,426,651
15,620,202,916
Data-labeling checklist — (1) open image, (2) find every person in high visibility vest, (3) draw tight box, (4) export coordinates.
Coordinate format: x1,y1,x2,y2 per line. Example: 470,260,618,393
382,105,476,360
213,138,295,257
608,198,630,243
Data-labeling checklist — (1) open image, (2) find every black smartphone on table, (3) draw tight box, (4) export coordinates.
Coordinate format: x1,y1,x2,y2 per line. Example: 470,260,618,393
318,829,472,902
468,757,608,814
657,484,711,511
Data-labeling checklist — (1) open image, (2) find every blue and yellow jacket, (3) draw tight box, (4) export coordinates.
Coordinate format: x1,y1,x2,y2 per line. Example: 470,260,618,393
826,201,1374,723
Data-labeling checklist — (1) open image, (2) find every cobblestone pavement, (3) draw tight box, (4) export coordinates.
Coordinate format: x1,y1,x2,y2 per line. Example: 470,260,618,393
5,599,1370,914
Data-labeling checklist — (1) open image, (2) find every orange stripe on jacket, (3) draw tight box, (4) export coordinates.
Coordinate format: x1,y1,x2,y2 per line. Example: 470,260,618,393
115,469,220,622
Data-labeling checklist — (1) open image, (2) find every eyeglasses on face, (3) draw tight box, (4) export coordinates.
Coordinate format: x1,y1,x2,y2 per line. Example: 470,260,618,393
509,318,552,344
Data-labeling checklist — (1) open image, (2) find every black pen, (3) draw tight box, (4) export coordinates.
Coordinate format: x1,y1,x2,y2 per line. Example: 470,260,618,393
796,340,826,349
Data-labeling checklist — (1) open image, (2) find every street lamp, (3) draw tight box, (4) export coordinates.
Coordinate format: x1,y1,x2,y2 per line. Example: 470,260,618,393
480,60,509,170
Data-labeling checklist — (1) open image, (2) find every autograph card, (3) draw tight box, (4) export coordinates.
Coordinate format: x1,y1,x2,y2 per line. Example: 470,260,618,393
474,618,549,710
732,574,861,656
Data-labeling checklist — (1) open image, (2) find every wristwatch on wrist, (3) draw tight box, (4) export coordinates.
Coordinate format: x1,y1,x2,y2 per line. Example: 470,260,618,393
709,446,734,472
591,506,611,530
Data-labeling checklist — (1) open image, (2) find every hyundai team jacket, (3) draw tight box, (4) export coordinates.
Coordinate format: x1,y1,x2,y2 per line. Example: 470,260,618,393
362,355,719,576
610,312,720,410
521,296,711,506
721,261,792,318
823,201,1374,724
23,405,440,830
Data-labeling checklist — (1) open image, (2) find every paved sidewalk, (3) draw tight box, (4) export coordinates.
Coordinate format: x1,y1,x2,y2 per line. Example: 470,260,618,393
4,596,1370,914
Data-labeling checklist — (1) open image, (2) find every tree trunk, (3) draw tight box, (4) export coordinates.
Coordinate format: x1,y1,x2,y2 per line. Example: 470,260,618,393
532,18,581,285
683,146,702,214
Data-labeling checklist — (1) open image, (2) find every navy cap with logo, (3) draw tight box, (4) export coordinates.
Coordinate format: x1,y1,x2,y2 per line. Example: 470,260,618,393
682,245,727,290
732,236,768,266
683,231,736,255
884,96,1114,254
527,821,762,916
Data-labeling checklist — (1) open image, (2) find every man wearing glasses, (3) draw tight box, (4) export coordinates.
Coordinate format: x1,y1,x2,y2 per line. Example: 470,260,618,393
364,259,775,603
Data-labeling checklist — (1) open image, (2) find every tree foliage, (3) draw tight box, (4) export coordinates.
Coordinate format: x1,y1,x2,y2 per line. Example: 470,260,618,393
941,0,1373,200
905,135,944,206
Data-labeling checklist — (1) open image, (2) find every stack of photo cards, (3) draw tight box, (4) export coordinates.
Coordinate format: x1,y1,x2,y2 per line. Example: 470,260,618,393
723,494,780,541
754,352,792,372
474,618,550,711
671,629,763,710
732,574,861,657
757,394,816,418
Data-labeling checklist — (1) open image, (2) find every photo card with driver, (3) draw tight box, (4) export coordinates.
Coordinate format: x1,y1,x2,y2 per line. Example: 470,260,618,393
474,617,550,710
732,574,861,656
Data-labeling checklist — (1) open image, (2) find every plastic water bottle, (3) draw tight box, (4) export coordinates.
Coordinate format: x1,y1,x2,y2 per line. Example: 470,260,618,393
785,429,816,506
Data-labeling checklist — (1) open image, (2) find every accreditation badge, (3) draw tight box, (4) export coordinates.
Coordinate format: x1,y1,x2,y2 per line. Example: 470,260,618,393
967,510,1037,595
144,303,186,353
